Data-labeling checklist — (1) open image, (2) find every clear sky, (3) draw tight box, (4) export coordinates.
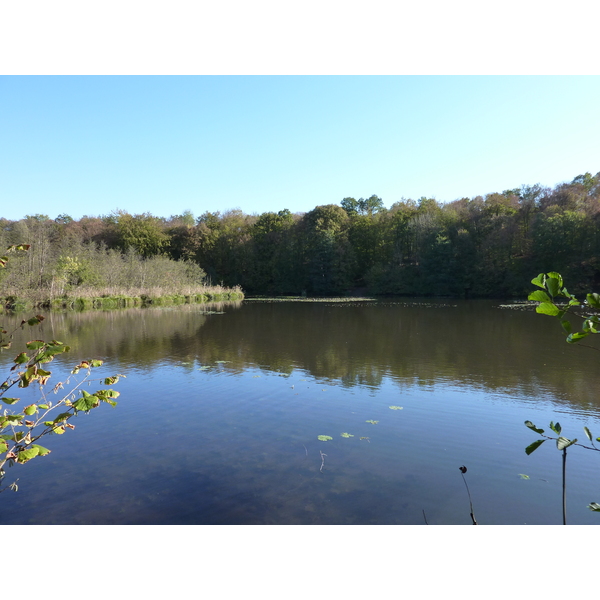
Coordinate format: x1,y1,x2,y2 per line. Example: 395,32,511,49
1,75,599,222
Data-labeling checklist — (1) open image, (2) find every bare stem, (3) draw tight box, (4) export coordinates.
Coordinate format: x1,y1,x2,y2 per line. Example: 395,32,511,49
459,466,477,525
562,448,567,525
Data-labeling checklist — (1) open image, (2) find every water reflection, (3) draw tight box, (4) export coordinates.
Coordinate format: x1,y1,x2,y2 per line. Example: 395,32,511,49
4,298,595,406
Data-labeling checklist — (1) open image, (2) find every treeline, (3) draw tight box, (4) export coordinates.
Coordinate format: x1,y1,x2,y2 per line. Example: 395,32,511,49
2,170,599,298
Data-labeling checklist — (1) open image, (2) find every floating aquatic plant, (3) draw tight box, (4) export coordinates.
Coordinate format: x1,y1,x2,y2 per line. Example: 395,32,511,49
365,420,379,425
317,435,333,441
389,406,403,410
340,433,354,438
519,474,530,480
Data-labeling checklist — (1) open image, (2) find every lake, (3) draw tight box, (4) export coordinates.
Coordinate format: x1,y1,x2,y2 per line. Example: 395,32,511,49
2,298,600,525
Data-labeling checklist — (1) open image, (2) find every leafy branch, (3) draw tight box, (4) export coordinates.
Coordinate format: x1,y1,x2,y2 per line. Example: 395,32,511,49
526,272,600,521
529,271,600,350
1,244,124,492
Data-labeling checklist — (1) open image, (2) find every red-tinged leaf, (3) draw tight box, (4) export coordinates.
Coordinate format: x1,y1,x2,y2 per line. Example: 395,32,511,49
26,340,46,350
14,352,29,364
16,447,40,463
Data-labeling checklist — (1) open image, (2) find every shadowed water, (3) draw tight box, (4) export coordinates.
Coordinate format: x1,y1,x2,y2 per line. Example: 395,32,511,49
2,298,600,524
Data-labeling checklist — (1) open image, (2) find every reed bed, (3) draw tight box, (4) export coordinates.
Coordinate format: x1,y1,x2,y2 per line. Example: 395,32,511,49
0,284,244,312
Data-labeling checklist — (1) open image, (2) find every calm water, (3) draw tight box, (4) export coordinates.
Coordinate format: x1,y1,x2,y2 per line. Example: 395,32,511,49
2,298,600,525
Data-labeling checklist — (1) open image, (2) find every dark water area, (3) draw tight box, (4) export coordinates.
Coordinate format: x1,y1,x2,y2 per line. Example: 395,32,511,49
2,298,600,525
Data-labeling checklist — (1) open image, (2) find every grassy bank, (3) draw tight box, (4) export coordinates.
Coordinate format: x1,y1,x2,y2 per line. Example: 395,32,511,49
0,284,244,312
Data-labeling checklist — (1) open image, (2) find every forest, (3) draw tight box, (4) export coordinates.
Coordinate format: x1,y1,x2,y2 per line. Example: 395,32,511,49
1,170,599,300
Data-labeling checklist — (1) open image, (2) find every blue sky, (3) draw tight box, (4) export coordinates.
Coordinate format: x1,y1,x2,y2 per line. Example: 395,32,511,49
2,75,599,222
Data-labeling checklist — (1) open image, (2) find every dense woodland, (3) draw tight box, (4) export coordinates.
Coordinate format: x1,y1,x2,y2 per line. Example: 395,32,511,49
1,170,599,299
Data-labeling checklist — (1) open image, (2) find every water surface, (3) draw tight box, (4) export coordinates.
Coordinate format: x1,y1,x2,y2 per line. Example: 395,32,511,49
2,298,599,524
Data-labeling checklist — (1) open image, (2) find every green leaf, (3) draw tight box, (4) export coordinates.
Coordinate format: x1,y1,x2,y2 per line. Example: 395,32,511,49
524,420,545,434
588,502,600,512
545,277,561,298
1,397,20,405
16,447,40,463
4,415,22,423
26,315,44,326
567,331,590,343
550,421,562,435
365,420,379,424
587,293,600,309
19,366,37,387
536,302,561,316
531,274,546,288
72,391,99,412
52,412,72,423
546,272,564,288
0,439,8,453
528,290,551,302
518,474,530,479
525,439,546,455
317,435,333,441
30,444,51,457
584,427,593,442
561,319,572,334
23,404,36,416
557,437,577,450
389,405,403,410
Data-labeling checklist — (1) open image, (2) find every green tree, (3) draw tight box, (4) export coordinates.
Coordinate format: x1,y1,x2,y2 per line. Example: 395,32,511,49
302,205,354,295
114,211,169,258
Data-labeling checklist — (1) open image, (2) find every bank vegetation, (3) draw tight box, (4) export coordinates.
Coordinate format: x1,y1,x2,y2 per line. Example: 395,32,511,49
1,170,599,303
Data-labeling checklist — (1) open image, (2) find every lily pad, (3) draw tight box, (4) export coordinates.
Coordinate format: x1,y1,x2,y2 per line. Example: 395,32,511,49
389,406,403,410
317,435,333,441
340,433,354,438
365,420,379,425
215,360,231,364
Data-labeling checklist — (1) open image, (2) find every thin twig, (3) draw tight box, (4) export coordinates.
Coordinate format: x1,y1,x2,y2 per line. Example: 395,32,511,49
422,509,429,525
320,450,327,472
